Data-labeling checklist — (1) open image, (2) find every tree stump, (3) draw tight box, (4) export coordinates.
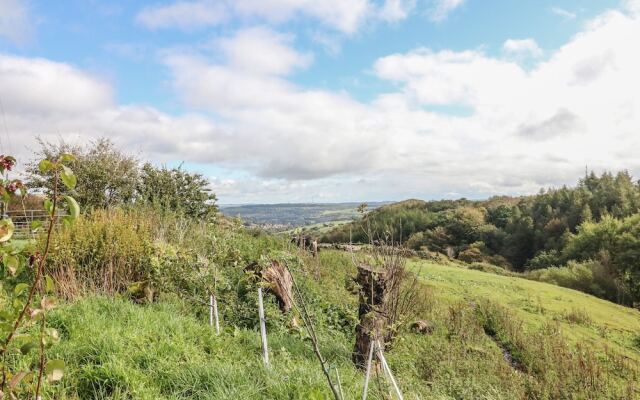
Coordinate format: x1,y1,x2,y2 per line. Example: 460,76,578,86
262,260,294,314
245,260,295,314
352,263,388,369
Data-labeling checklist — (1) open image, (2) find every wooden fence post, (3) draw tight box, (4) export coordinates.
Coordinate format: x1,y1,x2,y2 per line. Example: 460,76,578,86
258,288,270,366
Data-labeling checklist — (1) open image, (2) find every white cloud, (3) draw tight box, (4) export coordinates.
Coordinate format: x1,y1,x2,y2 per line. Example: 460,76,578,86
429,0,466,21
517,108,581,140
165,53,384,179
551,6,577,20
136,0,373,34
0,0,32,44
216,27,312,76
234,0,371,34
378,0,416,22
624,0,640,16
136,0,227,31
502,38,543,58
374,49,526,106
0,55,113,114
0,53,228,171
5,3,640,203
165,4,640,199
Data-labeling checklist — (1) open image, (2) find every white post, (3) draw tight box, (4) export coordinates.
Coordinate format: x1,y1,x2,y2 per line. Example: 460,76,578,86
361,341,375,400
375,341,404,400
213,294,220,335
335,366,345,400
212,264,220,335
258,288,270,366
209,294,214,327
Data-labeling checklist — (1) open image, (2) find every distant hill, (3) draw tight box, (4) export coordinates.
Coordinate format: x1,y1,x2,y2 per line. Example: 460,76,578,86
219,202,391,228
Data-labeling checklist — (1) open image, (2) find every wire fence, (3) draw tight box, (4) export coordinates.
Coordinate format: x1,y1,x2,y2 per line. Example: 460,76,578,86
3,209,68,239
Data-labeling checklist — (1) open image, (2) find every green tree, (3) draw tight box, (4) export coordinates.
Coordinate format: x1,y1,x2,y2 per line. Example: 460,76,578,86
27,138,139,210
137,163,218,219
563,215,640,304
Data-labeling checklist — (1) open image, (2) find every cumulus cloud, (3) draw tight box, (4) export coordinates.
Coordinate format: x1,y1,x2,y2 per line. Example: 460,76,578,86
166,4,640,197
5,3,640,203
159,5,637,199
374,49,526,106
503,38,543,58
0,55,113,114
216,27,312,76
0,53,228,170
0,0,32,44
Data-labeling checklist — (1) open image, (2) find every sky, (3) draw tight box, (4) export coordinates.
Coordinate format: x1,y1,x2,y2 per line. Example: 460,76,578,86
0,0,639,204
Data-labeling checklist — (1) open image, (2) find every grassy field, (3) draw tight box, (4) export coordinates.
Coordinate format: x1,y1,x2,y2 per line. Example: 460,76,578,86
281,220,351,236
408,259,640,360
34,250,640,399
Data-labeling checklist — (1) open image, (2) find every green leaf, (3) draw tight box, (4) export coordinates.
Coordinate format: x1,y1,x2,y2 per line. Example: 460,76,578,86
4,254,19,275
38,159,53,173
1,187,9,203
45,328,60,344
63,196,80,220
12,298,24,311
0,219,14,243
45,275,55,293
61,166,77,190
44,199,54,215
59,153,76,163
45,359,65,382
30,220,43,232
13,283,29,297
19,341,38,355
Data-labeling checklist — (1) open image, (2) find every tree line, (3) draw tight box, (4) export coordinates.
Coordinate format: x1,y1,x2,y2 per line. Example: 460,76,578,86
321,171,640,306
23,138,217,219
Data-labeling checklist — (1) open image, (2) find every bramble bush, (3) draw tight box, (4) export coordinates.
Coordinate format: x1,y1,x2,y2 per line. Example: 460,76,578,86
0,153,79,399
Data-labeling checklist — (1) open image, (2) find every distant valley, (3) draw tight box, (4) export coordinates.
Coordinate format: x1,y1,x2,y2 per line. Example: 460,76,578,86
219,202,390,230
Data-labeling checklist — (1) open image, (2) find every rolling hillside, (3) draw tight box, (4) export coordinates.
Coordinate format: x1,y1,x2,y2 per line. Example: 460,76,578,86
43,250,640,399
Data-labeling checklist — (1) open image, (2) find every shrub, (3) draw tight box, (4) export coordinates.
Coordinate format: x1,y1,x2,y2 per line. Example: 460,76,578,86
525,260,628,303
467,262,514,277
137,163,218,220
457,243,485,263
525,250,561,270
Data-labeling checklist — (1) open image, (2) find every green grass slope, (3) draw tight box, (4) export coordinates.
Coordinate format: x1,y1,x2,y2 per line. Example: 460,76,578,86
409,259,640,360
40,251,640,399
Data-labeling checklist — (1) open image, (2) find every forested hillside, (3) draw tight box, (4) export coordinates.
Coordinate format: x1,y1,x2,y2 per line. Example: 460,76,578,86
322,171,640,306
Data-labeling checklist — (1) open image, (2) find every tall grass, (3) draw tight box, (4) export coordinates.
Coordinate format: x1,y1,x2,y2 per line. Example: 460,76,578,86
45,208,159,298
